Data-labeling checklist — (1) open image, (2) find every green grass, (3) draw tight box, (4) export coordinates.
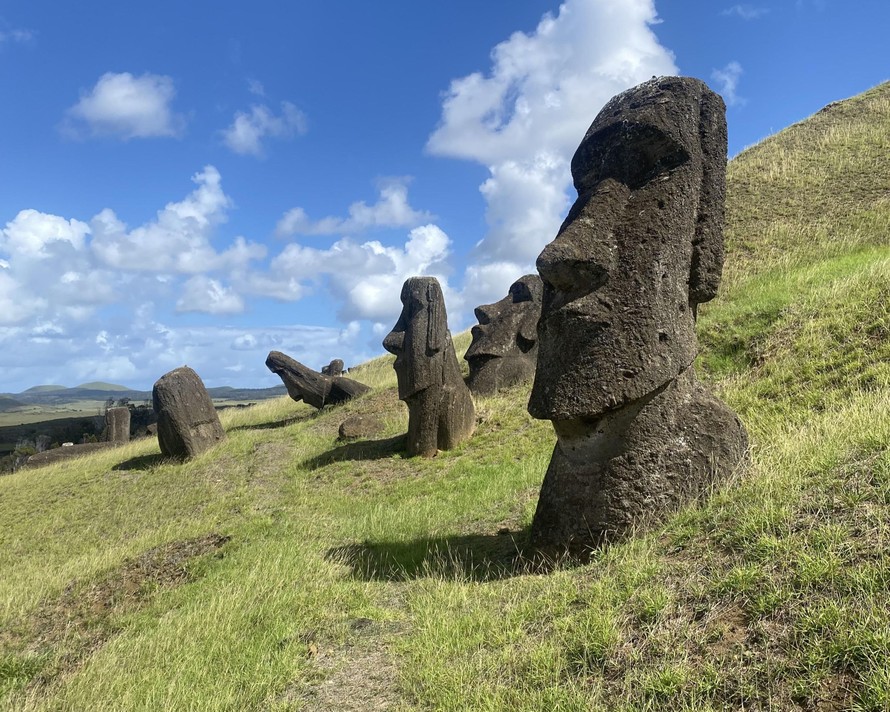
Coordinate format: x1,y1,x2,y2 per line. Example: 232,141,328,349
1,81,889,710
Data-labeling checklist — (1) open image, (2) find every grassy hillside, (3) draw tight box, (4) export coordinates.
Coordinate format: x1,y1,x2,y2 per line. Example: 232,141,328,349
1,82,889,711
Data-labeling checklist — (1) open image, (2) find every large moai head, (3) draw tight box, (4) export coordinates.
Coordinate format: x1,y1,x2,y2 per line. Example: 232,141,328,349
382,277,449,400
528,76,727,422
465,274,543,396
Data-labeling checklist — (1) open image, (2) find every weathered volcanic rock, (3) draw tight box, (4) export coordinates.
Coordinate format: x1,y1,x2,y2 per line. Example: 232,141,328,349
265,351,369,409
321,359,345,377
465,274,543,396
25,442,115,468
105,406,131,444
383,276,475,457
152,366,225,460
527,76,748,553
338,414,383,441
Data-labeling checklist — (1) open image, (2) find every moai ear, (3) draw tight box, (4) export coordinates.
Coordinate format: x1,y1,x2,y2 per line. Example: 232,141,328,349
426,281,444,353
518,314,539,345
689,86,728,305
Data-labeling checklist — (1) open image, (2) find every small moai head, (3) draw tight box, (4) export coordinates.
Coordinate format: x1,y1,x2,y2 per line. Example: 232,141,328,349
321,359,345,377
465,274,543,395
529,76,727,422
382,277,448,400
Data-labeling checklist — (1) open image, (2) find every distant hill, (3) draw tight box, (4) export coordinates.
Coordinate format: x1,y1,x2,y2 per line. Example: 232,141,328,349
22,385,67,393
5,384,287,407
0,396,24,413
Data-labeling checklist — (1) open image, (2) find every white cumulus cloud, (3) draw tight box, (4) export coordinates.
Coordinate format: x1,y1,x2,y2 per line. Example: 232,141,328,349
275,177,434,237
241,223,452,323
221,101,308,157
712,61,745,106
0,210,89,257
176,276,245,315
90,165,265,273
427,0,677,306
64,72,186,139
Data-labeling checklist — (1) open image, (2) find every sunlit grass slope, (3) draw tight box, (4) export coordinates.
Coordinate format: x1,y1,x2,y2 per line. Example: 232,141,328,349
2,82,889,710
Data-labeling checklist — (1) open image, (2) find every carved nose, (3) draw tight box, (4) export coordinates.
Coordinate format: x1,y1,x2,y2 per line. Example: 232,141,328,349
538,245,608,296
382,330,404,355
474,303,495,325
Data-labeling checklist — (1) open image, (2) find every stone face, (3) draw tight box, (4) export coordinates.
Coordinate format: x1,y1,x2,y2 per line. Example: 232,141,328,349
265,351,370,409
152,366,226,460
527,76,748,552
321,359,345,377
105,406,131,443
383,276,475,457
465,274,543,396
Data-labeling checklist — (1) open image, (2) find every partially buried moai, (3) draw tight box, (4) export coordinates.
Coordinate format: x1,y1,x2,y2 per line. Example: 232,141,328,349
465,274,543,396
152,366,225,460
104,406,131,444
527,76,748,552
383,276,475,457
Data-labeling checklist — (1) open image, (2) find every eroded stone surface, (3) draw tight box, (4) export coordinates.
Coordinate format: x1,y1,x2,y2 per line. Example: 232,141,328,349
321,359,345,377
105,407,130,444
266,352,369,409
383,277,474,457
152,366,225,460
338,415,383,441
465,274,543,396
527,76,748,552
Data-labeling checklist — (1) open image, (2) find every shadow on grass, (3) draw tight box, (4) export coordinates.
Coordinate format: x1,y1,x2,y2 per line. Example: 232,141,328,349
112,453,170,471
228,414,310,433
327,529,562,582
304,434,407,468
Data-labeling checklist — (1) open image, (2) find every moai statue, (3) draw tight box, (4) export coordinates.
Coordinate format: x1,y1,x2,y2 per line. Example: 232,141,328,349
383,276,475,457
527,77,748,552
321,359,345,377
465,274,543,396
152,366,225,459
265,352,369,409
105,406,131,444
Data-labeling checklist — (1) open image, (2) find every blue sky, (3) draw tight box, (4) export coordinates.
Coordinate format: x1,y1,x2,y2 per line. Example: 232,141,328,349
0,0,887,392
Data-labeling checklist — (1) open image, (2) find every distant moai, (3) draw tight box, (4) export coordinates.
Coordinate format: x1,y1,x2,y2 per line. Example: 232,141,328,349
527,76,748,552
383,276,475,457
265,352,369,408
104,406,130,444
152,366,225,459
465,274,543,396
321,359,345,377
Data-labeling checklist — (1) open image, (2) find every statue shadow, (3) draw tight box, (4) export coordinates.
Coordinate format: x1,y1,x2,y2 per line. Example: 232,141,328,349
228,414,310,433
112,453,170,471
328,528,563,582
304,434,407,468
